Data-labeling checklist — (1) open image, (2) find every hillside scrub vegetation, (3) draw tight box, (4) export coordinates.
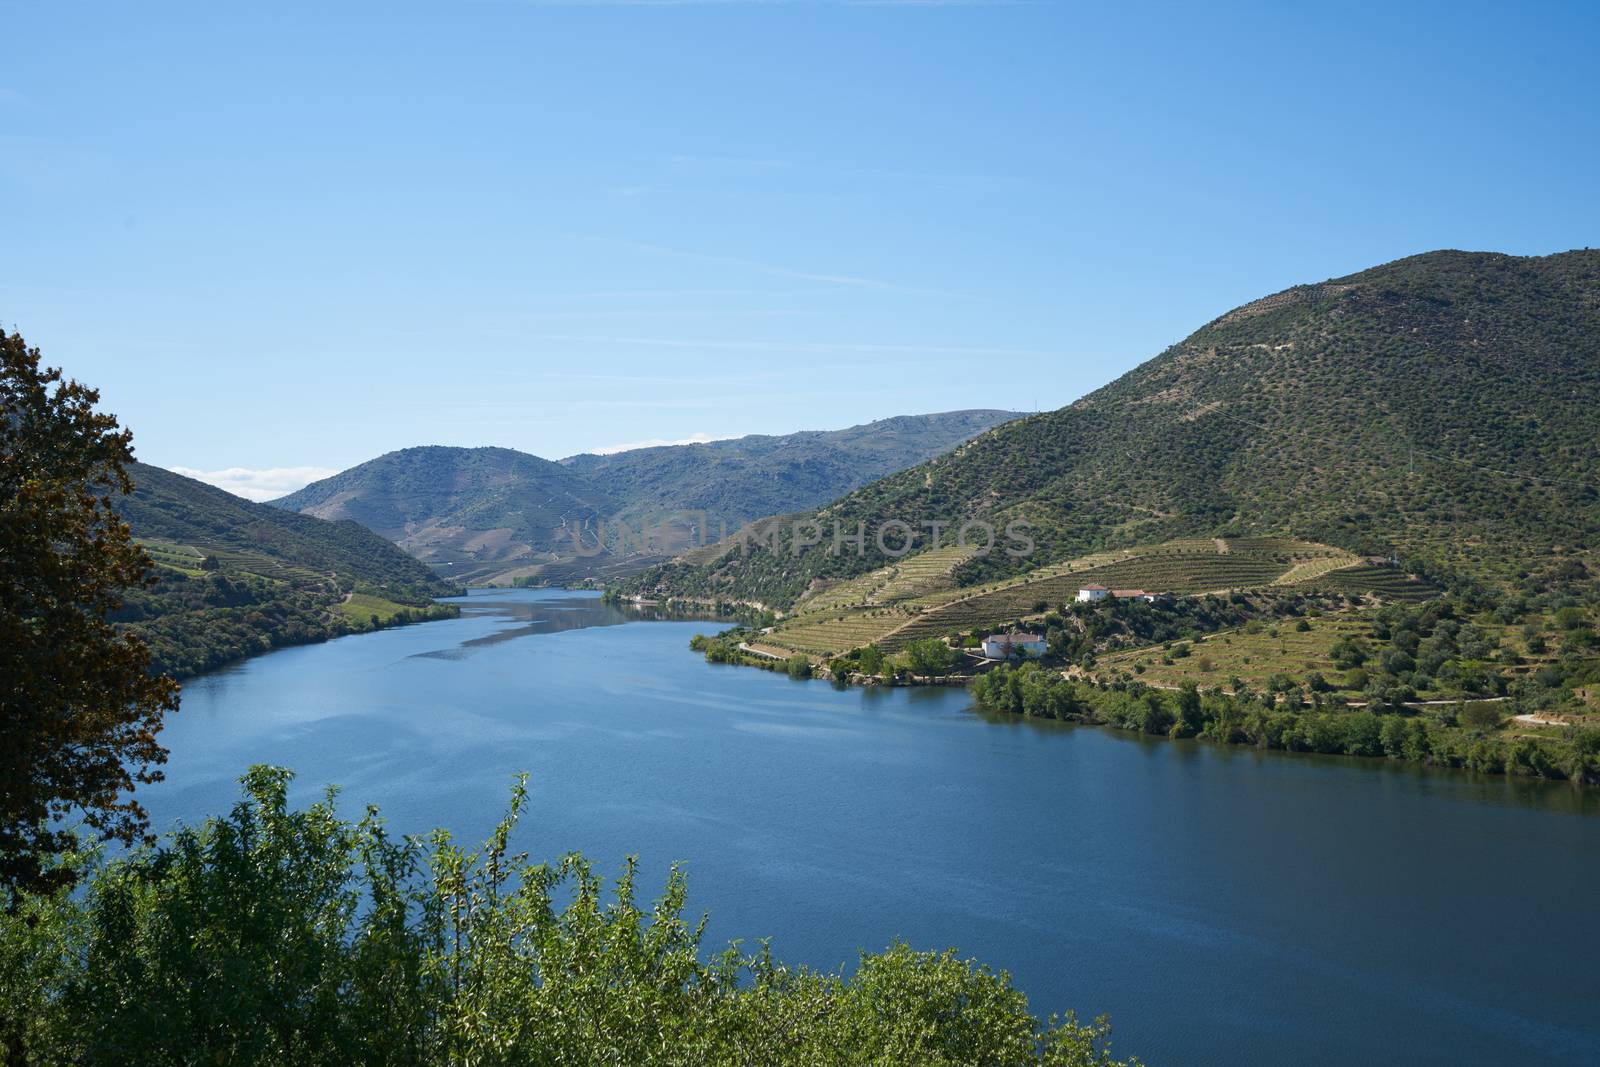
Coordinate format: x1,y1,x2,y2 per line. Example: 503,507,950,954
623,250,1600,611
109,463,459,678
113,569,457,679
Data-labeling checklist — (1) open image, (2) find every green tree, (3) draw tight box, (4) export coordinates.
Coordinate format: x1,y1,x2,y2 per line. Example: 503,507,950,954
855,644,885,675
904,637,956,675
1459,701,1504,732
0,768,1139,1066
0,332,179,896
1174,682,1204,736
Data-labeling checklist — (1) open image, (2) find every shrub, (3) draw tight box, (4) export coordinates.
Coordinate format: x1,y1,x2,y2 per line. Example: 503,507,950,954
1459,701,1504,732
0,769,1136,1067
904,638,957,675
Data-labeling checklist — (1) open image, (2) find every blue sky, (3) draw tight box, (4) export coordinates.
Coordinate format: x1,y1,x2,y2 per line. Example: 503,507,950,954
3,0,1597,499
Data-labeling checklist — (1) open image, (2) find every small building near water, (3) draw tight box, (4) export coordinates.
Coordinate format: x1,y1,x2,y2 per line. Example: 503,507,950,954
981,632,1048,660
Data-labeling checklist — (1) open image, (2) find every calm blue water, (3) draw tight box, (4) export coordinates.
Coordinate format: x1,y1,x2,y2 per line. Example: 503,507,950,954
143,589,1600,1066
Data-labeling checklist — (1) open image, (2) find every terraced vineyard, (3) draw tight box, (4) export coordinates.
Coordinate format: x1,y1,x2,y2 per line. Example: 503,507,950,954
758,609,912,657
791,546,971,612
867,547,976,603
1312,563,1439,602
137,538,207,576
758,536,1429,659
1273,554,1361,586
137,537,329,583
201,546,329,583
795,571,896,615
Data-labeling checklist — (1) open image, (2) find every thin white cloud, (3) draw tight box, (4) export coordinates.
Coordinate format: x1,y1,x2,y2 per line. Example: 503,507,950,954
530,333,1055,357
588,432,735,455
612,239,977,299
171,465,340,503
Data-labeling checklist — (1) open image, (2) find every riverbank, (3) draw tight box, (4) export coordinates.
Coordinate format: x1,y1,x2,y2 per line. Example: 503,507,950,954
120,589,460,681
692,625,1600,785
974,662,1600,787
688,590,1600,788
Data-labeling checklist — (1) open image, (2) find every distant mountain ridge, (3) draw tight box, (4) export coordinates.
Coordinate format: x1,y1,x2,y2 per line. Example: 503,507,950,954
625,249,1600,609
272,410,1020,583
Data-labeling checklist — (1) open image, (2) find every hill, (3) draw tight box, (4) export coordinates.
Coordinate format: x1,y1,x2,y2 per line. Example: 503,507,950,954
627,250,1600,610
273,410,1019,584
273,447,616,584
113,463,459,677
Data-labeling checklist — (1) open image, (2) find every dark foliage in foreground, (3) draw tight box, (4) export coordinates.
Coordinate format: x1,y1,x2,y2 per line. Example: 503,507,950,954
0,331,179,895
0,769,1137,1067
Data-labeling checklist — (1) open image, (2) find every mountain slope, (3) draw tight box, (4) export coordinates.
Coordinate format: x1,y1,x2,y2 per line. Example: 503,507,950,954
274,446,615,579
273,410,1020,583
561,410,1020,527
114,463,458,677
627,249,1600,609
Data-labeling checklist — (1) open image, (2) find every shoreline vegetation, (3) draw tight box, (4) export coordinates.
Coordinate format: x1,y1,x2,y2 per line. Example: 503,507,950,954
971,666,1600,786
680,587,1600,788
115,573,460,681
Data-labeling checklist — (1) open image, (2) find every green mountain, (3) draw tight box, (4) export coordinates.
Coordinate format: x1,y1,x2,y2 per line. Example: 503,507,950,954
272,410,1020,584
114,463,458,678
628,249,1600,609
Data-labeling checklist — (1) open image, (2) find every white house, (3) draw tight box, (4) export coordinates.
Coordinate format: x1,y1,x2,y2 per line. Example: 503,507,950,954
1075,584,1110,603
981,632,1047,660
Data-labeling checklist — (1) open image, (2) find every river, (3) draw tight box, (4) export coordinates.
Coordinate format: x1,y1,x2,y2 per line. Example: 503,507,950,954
141,589,1600,1065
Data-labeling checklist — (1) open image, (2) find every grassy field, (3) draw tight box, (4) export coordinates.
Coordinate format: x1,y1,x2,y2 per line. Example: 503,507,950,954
1093,611,1549,703
1095,615,1374,693
335,592,417,623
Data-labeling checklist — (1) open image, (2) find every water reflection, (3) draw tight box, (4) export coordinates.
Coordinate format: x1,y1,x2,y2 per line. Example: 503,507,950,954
412,589,731,658
972,701,1600,817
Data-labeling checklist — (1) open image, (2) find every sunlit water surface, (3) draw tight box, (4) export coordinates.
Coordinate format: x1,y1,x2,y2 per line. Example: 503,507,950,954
143,589,1600,1065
